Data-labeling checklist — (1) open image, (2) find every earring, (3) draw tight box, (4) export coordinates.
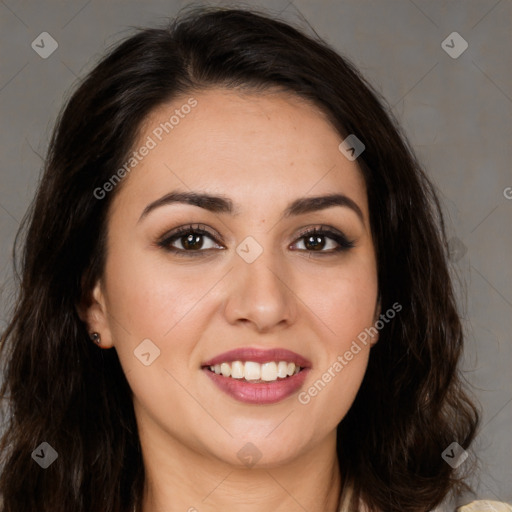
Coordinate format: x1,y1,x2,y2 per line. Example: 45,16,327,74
90,332,101,345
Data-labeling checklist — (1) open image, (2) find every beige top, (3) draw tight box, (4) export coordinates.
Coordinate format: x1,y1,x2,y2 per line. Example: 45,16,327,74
337,481,512,511
456,503,512,512
337,498,512,511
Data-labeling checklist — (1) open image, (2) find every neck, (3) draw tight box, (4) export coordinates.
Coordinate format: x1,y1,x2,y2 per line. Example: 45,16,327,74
138,424,342,512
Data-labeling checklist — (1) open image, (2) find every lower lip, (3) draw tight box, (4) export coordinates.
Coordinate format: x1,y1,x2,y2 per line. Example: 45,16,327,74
203,368,310,404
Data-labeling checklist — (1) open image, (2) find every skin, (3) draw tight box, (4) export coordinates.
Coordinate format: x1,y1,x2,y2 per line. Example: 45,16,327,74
81,88,379,512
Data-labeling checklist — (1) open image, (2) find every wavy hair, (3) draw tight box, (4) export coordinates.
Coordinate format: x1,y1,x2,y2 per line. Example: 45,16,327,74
0,5,479,512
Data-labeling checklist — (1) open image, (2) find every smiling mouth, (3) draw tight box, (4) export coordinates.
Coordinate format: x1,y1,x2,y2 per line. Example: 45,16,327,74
204,360,303,383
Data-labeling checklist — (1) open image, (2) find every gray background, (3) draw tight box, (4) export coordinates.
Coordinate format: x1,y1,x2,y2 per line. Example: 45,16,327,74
0,0,511,504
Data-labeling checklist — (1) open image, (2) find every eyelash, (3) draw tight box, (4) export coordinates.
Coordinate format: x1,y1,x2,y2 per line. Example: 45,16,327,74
156,223,355,258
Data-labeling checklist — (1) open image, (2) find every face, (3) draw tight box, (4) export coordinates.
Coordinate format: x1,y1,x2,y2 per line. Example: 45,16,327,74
84,88,379,468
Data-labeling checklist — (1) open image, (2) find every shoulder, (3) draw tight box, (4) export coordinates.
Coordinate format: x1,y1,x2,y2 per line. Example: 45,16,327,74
456,501,512,512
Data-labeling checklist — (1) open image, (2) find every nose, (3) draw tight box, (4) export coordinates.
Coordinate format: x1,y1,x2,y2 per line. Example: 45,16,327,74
223,246,297,333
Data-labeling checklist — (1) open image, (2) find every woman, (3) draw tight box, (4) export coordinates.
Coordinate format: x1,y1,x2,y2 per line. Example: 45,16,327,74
0,6,509,512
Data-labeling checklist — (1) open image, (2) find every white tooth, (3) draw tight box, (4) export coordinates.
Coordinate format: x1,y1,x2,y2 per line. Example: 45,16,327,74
277,361,288,378
209,365,215,372
244,361,261,381
286,362,296,376
261,362,278,381
293,365,300,375
220,362,231,377
214,364,221,374
231,361,244,379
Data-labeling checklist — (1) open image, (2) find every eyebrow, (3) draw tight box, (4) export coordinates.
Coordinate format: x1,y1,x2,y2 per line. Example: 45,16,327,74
138,190,364,224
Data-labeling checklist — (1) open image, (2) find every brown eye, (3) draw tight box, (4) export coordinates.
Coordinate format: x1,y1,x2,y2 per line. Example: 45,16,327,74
157,224,224,256
303,234,327,251
292,227,355,254
180,232,205,250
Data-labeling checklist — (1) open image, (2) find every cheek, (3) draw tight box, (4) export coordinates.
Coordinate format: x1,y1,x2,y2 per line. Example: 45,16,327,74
296,269,375,419
293,256,377,421
102,250,214,406
299,255,378,347
297,348,369,438
103,243,216,342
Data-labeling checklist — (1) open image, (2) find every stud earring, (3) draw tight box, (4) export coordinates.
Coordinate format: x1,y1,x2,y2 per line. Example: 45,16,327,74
90,332,101,345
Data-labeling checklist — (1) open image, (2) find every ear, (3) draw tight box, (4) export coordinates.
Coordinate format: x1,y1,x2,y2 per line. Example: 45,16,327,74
76,279,114,349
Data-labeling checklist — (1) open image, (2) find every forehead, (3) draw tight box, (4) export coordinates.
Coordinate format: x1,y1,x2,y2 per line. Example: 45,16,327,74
112,88,368,219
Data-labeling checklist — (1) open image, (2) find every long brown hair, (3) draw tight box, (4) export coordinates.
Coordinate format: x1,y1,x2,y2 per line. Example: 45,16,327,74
0,6,479,511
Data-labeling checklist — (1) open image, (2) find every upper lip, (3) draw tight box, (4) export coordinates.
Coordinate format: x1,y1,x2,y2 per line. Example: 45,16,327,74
202,347,312,368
